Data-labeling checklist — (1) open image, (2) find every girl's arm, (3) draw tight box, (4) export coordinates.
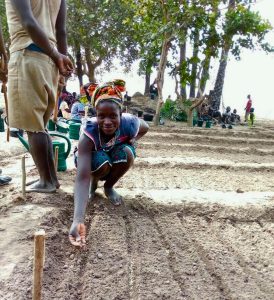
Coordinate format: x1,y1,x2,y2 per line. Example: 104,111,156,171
136,119,149,140
69,134,94,247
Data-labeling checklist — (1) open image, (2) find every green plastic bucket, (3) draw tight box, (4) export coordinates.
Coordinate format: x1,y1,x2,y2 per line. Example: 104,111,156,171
56,121,69,134
193,119,198,127
205,120,212,128
47,119,56,131
197,119,204,127
0,118,4,132
69,123,81,140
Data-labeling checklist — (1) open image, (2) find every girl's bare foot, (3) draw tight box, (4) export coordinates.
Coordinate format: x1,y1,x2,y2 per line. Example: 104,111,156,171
104,186,122,206
89,179,98,199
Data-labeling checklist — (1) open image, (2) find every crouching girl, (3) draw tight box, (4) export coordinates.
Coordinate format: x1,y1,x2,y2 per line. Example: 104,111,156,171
69,80,149,246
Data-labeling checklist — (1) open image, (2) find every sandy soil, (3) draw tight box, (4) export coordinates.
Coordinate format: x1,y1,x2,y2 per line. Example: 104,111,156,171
0,120,274,300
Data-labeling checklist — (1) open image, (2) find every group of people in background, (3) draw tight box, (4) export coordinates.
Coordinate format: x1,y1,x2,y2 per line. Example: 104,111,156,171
58,82,98,121
198,94,255,127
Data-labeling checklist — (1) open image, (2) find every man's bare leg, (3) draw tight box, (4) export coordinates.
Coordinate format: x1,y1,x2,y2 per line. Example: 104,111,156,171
104,148,134,205
26,132,56,193
46,133,60,188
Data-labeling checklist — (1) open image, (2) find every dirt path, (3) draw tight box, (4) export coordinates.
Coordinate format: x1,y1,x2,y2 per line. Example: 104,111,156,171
0,122,274,299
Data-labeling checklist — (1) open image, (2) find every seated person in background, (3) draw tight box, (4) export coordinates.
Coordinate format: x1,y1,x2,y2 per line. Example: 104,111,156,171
149,81,158,100
59,96,71,119
69,80,149,247
208,106,222,123
222,106,232,124
70,96,85,121
0,168,12,186
231,109,240,124
199,103,209,120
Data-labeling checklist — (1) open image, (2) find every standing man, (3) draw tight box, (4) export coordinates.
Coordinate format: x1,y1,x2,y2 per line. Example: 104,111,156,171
5,0,73,193
244,94,252,122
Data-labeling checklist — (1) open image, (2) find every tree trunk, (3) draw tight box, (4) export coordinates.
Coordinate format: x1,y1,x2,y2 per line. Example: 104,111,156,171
144,70,151,96
154,37,171,126
187,95,206,127
84,48,103,83
179,43,187,100
76,50,83,87
189,29,200,98
196,56,211,98
210,0,235,110
210,47,230,109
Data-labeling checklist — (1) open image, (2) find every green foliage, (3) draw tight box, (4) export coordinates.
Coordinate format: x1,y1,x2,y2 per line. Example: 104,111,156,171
160,99,187,122
224,4,274,58
0,0,9,45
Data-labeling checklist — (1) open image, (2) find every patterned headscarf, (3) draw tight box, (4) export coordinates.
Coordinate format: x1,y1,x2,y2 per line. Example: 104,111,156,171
92,79,126,109
80,82,99,97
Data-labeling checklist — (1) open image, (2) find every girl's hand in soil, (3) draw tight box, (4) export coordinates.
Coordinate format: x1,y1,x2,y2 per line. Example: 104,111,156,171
69,222,86,247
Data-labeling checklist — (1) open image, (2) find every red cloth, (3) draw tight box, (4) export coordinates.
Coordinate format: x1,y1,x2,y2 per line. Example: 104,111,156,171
245,99,252,112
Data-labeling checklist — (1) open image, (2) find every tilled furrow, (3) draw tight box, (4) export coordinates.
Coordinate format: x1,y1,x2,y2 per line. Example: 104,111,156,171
148,127,274,140
152,213,223,300
134,157,274,173
119,167,274,192
80,208,130,300
213,221,274,296
143,132,274,147
179,216,271,300
125,212,183,299
137,142,274,160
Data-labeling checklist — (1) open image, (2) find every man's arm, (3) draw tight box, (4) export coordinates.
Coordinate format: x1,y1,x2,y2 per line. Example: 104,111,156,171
69,134,94,247
11,0,73,76
55,0,67,55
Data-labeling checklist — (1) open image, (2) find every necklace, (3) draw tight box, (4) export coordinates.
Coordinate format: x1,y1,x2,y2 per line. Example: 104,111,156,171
98,125,120,152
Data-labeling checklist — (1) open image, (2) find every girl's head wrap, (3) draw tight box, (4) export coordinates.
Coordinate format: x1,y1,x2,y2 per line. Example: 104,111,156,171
92,79,126,109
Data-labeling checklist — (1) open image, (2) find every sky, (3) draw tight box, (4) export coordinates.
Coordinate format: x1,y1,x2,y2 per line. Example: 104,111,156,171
67,0,274,120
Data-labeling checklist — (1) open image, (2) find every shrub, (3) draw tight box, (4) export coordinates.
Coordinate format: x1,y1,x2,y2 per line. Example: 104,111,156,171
160,99,188,122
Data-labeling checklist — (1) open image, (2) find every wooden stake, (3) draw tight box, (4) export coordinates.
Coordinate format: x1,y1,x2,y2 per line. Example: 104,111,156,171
32,230,46,300
54,146,59,173
21,155,26,198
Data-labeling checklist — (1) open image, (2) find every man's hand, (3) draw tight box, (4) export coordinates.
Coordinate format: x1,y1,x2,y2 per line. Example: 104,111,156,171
0,53,8,83
69,221,86,247
51,50,73,77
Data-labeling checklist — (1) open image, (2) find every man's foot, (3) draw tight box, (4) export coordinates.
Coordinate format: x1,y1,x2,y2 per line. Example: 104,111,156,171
0,175,12,186
104,186,122,206
89,179,98,199
54,179,61,189
26,181,56,193
26,178,60,189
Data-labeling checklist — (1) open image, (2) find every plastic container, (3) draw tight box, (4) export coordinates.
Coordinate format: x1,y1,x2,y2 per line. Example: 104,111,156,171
205,120,212,128
47,119,56,131
0,117,4,132
69,122,81,140
52,139,70,171
197,119,204,127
